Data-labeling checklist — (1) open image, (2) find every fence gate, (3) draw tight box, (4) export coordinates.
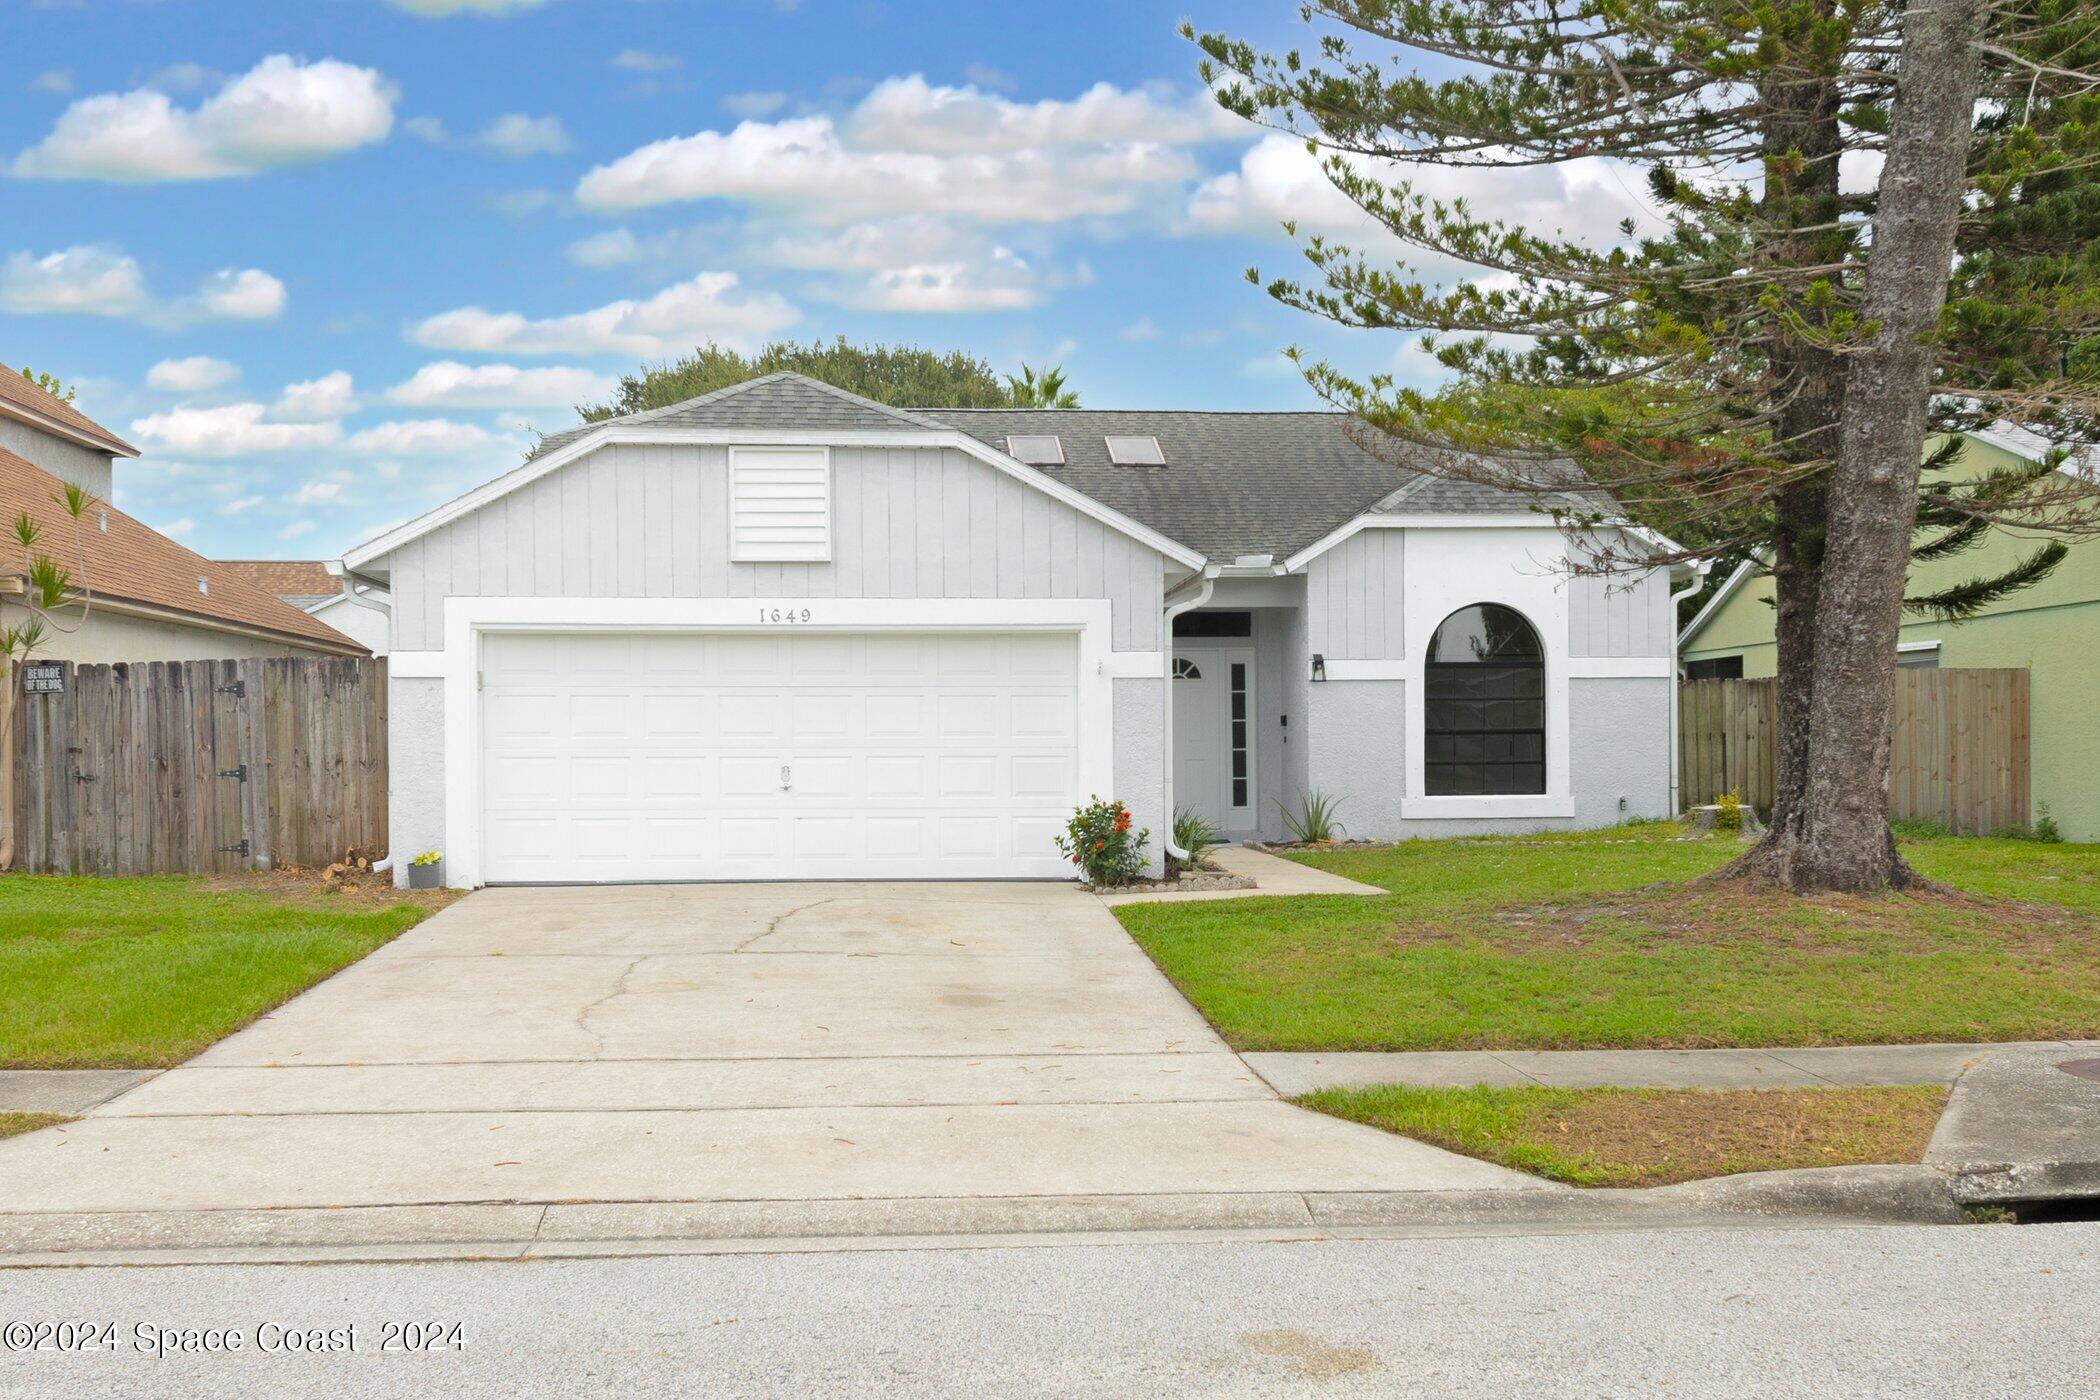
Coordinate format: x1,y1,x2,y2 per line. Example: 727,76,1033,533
10,656,387,875
1679,667,2031,835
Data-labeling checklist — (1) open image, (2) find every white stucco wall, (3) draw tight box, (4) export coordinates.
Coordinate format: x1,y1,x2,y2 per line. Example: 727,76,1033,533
31,608,340,664
388,676,446,869
0,417,115,498
308,595,389,656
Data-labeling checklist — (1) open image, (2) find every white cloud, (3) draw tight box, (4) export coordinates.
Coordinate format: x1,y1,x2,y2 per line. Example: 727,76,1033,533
414,112,572,156
31,70,72,96
273,371,358,422
147,355,239,391
130,403,344,456
160,516,197,538
848,248,1039,313
193,267,286,320
347,418,493,455
565,228,644,268
575,77,1214,225
474,113,571,157
411,271,798,356
386,361,614,408
382,0,549,14
220,495,265,515
0,245,150,317
846,75,1240,154
1119,318,1161,343
721,91,787,119
613,49,682,73
279,520,317,541
13,55,397,182
292,479,345,506
1186,134,1660,264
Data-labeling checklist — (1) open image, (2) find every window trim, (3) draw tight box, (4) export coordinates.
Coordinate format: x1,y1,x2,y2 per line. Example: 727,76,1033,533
1421,603,1547,798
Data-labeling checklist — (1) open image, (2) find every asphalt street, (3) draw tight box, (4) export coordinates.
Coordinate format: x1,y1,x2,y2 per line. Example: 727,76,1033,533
0,1222,2094,1397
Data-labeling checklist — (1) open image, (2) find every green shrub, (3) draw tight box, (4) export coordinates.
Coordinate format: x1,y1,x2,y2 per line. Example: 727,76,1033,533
1278,790,1347,844
1055,797,1150,886
1172,807,1223,868
2035,803,2064,844
1713,789,1744,834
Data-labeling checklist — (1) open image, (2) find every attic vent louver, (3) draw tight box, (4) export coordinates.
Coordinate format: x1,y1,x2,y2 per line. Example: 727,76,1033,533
1105,435,1165,466
1006,434,1064,466
198,576,210,596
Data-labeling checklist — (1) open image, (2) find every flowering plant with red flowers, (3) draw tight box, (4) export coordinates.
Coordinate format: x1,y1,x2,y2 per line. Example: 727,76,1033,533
1053,795,1150,886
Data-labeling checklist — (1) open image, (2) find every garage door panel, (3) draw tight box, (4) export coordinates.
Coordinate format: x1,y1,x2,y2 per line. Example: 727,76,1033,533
480,630,1080,882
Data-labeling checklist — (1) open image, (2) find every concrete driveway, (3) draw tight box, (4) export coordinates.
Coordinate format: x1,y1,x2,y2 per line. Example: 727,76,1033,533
0,882,1534,1231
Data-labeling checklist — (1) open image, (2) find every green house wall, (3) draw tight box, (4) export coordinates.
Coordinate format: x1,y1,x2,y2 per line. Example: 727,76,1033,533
1681,435,2100,840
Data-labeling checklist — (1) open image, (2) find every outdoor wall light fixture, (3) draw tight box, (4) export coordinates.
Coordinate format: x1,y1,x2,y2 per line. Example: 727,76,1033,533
1310,653,1327,682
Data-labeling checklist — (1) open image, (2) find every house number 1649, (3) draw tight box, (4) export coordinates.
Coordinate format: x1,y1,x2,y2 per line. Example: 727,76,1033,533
759,607,814,624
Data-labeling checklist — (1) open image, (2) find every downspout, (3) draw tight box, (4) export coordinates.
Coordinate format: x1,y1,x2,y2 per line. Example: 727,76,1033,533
1159,566,1219,861
1668,563,1713,816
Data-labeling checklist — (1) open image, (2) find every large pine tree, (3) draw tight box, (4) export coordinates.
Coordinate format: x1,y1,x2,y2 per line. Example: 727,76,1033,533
1188,0,2100,891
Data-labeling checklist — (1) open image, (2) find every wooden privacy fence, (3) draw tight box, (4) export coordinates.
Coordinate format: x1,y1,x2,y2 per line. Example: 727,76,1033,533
1679,668,2031,835
10,656,388,875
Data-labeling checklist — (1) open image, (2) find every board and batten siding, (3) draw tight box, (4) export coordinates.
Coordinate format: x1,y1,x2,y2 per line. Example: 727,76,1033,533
1566,570,1673,657
1304,527,1406,660
385,443,1170,652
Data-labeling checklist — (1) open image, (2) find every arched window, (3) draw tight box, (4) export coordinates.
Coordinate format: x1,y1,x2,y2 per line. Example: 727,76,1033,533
1172,657,1203,680
1424,604,1545,796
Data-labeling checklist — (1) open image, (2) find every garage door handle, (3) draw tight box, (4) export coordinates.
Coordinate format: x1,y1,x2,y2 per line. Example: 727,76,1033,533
780,763,792,791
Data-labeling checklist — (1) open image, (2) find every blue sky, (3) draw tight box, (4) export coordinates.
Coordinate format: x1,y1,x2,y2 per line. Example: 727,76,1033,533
2,0,1638,562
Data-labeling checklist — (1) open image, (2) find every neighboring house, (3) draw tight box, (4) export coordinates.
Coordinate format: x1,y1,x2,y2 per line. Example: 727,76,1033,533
1680,426,2100,840
219,559,391,657
0,363,366,663
341,372,1693,888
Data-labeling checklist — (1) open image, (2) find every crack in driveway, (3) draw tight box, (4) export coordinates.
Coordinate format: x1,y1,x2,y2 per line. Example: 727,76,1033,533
574,956,652,1057
734,899,841,953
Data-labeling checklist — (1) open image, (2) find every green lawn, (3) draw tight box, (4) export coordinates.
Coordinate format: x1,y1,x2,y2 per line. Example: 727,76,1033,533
0,875,447,1069
1115,829,2100,1051
1298,1082,1950,1187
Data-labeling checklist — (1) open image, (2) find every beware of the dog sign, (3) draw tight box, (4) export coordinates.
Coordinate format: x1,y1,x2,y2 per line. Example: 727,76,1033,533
22,663,63,694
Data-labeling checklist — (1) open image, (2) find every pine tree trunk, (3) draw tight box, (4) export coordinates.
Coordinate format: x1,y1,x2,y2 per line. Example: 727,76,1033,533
1788,0,1987,892
1722,26,1842,881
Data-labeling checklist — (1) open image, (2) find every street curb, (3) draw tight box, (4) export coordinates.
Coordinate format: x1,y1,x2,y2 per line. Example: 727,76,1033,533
0,1169,1966,1268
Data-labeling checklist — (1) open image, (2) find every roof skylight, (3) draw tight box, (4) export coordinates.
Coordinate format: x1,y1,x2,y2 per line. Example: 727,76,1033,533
1006,434,1065,465
1105,435,1165,466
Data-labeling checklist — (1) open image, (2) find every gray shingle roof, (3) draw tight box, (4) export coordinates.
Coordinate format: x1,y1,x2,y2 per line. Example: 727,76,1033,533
917,407,1551,560
524,373,1561,562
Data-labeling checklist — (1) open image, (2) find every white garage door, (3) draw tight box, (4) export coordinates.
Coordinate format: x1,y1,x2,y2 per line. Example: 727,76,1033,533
478,630,1081,883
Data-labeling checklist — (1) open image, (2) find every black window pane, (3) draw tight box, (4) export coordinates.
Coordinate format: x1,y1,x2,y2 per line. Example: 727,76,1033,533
1174,610,1253,638
1232,779,1248,806
1424,603,1546,796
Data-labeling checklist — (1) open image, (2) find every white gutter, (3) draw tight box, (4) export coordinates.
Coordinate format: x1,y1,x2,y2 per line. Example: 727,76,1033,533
1159,566,1219,861
1668,561,1713,815
324,560,392,618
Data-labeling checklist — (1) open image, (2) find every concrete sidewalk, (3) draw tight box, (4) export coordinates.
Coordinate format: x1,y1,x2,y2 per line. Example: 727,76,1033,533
1245,1041,2100,1096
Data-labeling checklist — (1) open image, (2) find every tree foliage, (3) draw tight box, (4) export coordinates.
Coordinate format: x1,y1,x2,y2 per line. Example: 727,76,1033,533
1185,0,2100,890
16,366,74,404
579,338,1077,420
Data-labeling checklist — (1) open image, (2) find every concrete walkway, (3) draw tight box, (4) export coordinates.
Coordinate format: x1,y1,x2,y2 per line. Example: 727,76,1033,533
1097,845,1385,905
1246,1041,2100,1096
0,1069,156,1115
0,883,1535,1233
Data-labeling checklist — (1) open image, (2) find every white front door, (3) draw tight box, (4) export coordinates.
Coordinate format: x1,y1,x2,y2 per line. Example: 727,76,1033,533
1172,646,1254,831
478,630,1080,882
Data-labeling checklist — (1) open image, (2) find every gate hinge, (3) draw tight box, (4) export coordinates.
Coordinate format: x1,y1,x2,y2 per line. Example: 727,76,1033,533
215,680,246,698
72,769,96,784
218,839,250,856
218,764,247,781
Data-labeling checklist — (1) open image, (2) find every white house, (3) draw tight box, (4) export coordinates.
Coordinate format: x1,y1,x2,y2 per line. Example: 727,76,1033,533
340,373,1691,887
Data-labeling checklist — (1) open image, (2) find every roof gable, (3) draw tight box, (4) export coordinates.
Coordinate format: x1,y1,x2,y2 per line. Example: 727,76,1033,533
0,365,138,457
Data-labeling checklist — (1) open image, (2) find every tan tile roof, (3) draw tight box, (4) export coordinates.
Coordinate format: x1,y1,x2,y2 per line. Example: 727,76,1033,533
217,559,338,600
0,449,363,653
0,363,138,457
